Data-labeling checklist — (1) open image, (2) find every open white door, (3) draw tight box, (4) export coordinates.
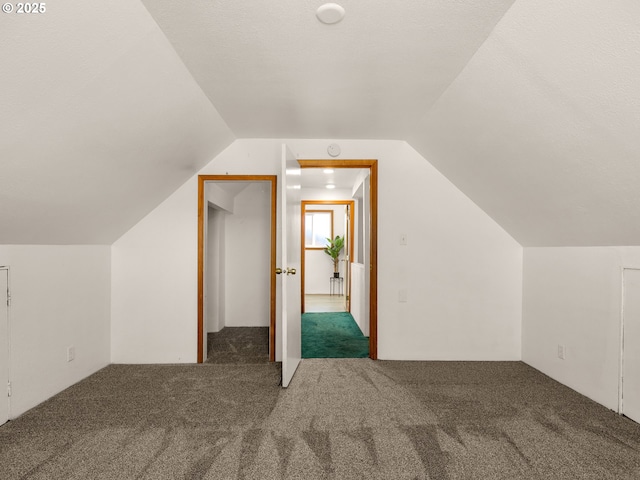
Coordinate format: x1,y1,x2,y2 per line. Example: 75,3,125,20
622,268,640,423
280,144,302,387
0,268,9,425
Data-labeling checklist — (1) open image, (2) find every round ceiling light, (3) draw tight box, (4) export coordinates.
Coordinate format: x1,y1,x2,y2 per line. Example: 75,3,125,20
316,3,345,25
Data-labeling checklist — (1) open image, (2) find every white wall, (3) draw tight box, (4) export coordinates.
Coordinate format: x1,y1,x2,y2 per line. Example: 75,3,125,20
111,139,522,362
523,247,640,411
111,177,198,363
206,183,235,213
224,183,271,327
206,206,225,333
351,263,367,335
0,245,110,418
373,141,521,360
204,183,236,334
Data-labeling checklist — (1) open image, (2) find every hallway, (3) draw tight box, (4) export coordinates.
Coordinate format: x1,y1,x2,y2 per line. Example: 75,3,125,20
304,294,346,313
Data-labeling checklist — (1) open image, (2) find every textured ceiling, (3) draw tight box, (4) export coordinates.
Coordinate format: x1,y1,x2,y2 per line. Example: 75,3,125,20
409,0,640,246
140,0,515,139
2,0,639,247
0,0,233,244
299,168,366,190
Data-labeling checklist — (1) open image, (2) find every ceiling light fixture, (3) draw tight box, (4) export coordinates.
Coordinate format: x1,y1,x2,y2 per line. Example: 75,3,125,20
316,3,345,25
323,169,334,174
326,184,336,189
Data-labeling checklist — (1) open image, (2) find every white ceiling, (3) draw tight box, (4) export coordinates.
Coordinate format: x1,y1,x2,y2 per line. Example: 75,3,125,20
208,169,364,200
140,0,515,139
0,0,234,243
298,168,367,191
2,0,640,247
409,0,640,246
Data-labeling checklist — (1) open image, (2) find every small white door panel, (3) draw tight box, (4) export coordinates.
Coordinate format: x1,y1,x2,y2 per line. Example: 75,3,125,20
0,268,9,425
623,268,640,423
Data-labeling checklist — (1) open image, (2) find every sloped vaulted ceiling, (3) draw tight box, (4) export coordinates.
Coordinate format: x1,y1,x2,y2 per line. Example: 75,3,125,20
2,1,639,247
140,0,516,139
409,0,640,246
141,0,640,247
0,0,234,244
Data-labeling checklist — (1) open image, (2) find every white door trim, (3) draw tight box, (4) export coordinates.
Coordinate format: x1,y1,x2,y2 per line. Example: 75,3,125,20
619,267,640,415
0,266,10,423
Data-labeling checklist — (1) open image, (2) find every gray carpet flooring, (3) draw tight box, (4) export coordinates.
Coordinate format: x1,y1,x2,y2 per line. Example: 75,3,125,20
206,327,270,364
1,359,640,479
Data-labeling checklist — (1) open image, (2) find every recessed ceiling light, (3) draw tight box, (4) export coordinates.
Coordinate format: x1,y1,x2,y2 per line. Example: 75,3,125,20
323,169,334,174
326,184,336,189
316,3,345,25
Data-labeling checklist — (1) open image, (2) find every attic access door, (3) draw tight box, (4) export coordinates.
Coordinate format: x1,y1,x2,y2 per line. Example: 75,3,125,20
0,268,9,426
622,268,640,423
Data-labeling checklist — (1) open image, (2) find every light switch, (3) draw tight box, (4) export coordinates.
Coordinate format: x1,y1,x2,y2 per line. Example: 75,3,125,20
398,289,408,303
400,233,408,245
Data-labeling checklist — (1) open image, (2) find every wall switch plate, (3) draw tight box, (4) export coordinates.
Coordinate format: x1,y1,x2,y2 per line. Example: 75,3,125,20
67,346,75,362
557,344,565,360
398,289,408,303
400,233,408,245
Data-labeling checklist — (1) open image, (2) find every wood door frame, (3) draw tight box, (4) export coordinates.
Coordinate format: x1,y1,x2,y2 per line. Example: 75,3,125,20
197,175,277,363
298,159,378,360
301,200,355,313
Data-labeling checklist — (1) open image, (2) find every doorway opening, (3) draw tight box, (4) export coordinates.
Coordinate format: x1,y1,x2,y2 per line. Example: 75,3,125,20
197,175,277,363
298,160,378,359
196,160,378,363
301,200,354,314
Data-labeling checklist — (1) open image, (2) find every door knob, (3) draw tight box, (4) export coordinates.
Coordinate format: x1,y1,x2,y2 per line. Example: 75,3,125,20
276,267,295,275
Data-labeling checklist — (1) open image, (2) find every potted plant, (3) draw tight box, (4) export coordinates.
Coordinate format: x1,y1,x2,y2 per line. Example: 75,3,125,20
324,235,344,278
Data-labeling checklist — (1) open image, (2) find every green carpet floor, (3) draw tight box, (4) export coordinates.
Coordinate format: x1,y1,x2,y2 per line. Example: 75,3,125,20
302,311,369,358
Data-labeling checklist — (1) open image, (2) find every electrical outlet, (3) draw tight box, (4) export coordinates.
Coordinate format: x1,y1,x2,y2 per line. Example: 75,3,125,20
557,344,565,360
67,346,75,362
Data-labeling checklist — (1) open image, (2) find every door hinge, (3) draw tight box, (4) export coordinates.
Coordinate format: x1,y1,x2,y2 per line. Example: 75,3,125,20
7,382,11,398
